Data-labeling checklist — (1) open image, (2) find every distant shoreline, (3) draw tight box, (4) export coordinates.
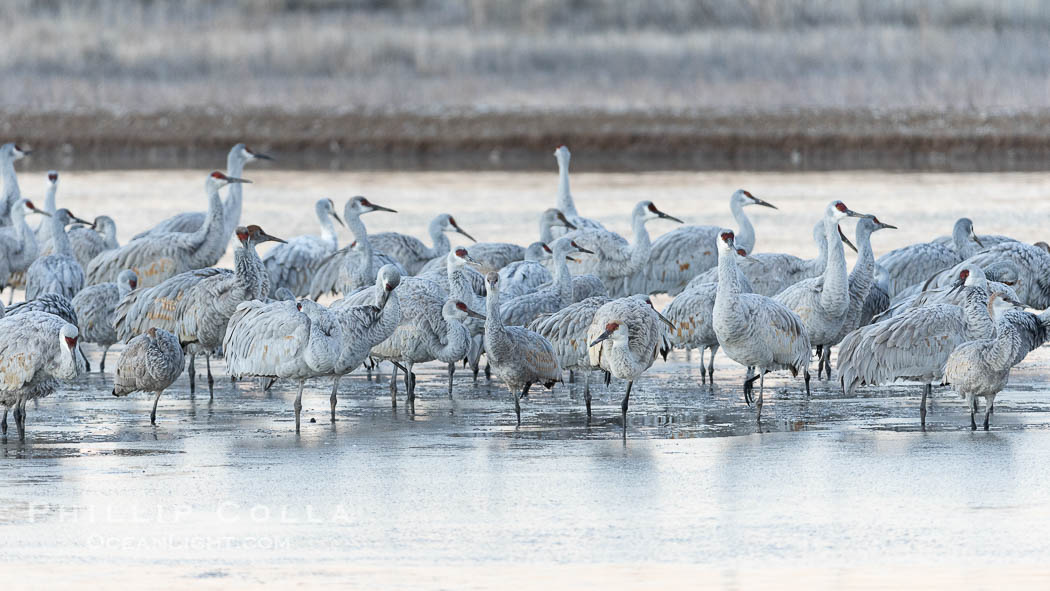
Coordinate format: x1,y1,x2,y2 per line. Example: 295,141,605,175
5,109,1050,172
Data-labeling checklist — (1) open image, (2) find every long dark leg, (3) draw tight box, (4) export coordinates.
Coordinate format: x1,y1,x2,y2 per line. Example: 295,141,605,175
743,373,760,405
447,362,455,399
188,354,196,393
206,355,214,400
821,347,831,381
264,377,277,391
17,399,27,442
100,346,110,372
756,372,765,424
1,406,7,436
621,381,633,438
804,369,811,397
330,376,340,422
920,384,929,431
708,344,718,385
390,364,398,408
984,396,993,431
514,384,528,425
484,362,491,381
569,370,575,384
815,345,824,380
970,396,978,431
699,348,707,385
584,372,592,419
151,390,163,425
294,379,304,433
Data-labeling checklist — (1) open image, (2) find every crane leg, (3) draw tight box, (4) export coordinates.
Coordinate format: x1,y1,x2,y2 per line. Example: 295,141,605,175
698,348,707,384
920,384,929,431
514,384,527,426
264,377,277,392
390,364,398,408
16,399,27,442
756,372,765,424
404,365,416,406
708,345,718,385
569,370,575,384
485,362,491,381
330,376,340,422
447,363,455,399
1,406,6,436
206,356,214,400
970,397,978,431
187,354,196,394
584,372,592,419
151,390,162,425
984,396,993,431
743,373,760,406
621,381,633,439
100,346,110,373
294,379,304,433
804,369,811,397
821,347,832,380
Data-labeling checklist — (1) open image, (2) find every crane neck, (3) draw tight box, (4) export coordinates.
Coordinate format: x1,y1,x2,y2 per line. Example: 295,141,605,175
0,157,20,225
427,217,451,258
953,223,978,259
316,205,339,247
626,212,653,274
345,213,373,277
556,158,578,217
485,284,506,336
437,315,471,360
102,223,119,249
223,152,247,240
192,182,225,247
730,199,756,253
819,216,849,315
50,214,73,256
550,250,574,306
961,285,995,340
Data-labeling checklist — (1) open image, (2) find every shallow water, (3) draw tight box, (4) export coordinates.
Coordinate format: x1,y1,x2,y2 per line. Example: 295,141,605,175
4,170,1050,589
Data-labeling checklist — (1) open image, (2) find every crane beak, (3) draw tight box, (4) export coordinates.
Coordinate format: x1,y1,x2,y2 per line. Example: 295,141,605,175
330,212,345,227
560,216,577,230
589,329,613,348
453,225,477,243
466,309,486,321
70,214,91,226
369,203,397,213
31,207,51,217
752,197,778,209
571,242,594,255
838,225,858,253
970,229,984,248
566,256,579,262
656,210,684,224
259,231,287,244
252,152,273,161
655,310,676,330
843,207,873,219
876,220,898,230
226,176,251,184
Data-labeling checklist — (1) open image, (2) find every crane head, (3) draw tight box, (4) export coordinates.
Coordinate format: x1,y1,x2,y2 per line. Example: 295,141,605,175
589,322,622,348
243,145,273,161
23,200,50,217
737,189,777,209
209,171,251,186
245,225,286,244
350,196,396,215
643,201,684,224
47,170,58,183
554,209,577,230
445,215,476,242
454,300,486,321
830,200,872,221
718,230,736,251
554,145,570,161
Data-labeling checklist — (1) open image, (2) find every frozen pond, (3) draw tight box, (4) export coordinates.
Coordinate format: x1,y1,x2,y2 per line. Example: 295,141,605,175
3,170,1050,588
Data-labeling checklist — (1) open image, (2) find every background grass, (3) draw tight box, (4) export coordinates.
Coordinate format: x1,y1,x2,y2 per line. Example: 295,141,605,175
3,0,1050,114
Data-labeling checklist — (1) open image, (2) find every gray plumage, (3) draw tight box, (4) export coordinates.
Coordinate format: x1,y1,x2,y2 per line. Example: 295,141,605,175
859,265,891,327
26,208,87,300
528,295,611,379
111,327,185,424
86,171,246,287
566,200,683,296
713,230,812,420
66,216,119,269
625,189,776,296
500,237,588,327
483,271,562,425
0,199,48,281
33,171,59,245
0,312,85,441
307,196,403,298
417,242,525,277
224,298,343,432
264,198,342,297
0,143,28,227
72,269,137,372
878,218,982,297
6,293,78,325
131,144,270,265
114,267,224,343
499,242,554,300
370,213,475,275
946,241,1050,309
551,145,606,235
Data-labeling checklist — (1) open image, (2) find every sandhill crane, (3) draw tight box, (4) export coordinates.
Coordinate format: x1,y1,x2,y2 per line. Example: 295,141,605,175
112,327,185,424
132,143,271,263
0,312,85,441
885,262,1019,320
859,265,891,327
5,293,78,325
878,218,983,297
837,265,995,429
587,296,670,436
34,171,59,244
713,231,811,422
67,216,119,269
307,196,400,298
500,238,592,327
538,208,578,243
528,295,611,406
86,171,248,288
483,272,562,425
370,213,476,275
225,298,343,432
0,199,50,294
327,265,402,420
661,247,753,385
499,242,553,300
550,145,605,235
773,201,873,379
72,269,137,372
175,226,283,397
26,208,89,300
627,189,776,295
264,198,343,297
0,142,29,227
567,200,682,295
931,242,1050,310
816,217,897,378
942,293,1046,431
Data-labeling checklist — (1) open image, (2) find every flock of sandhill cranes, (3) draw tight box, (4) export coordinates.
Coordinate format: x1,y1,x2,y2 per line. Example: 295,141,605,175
1,141,1049,442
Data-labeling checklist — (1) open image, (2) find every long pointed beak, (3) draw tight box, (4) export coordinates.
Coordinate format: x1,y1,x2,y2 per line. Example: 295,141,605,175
971,230,984,248
260,232,287,244
70,214,91,226
370,204,397,213
844,207,873,219
589,329,613,348
454,226,477,243
753,197,778,210
657,210,684,224
655,311,675,330
571,242,594,255
560,217,577,230
31,208,51,217
253,153,273,161
466,309,486,321
566,256,579,262
463,253,482,266
331,212,345,227
877,221,898,230
226,176,251,184
838,225,858,253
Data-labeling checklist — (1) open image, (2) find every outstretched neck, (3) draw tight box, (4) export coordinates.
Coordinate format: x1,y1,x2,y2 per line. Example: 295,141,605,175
318,209,338,247
347,214,374,278
50,215,72,256
551,253,574,305
556,159,577,217
954,224,977,259
485,287,505,335
1,158,20,220
626,214,653,274
730,200,756,253
428,219,451,258
223,153,246,238
820,216,850,316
